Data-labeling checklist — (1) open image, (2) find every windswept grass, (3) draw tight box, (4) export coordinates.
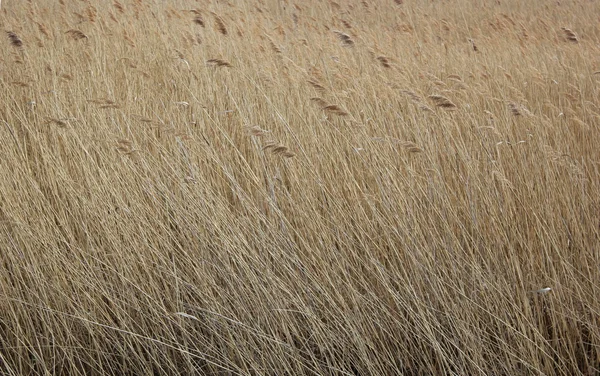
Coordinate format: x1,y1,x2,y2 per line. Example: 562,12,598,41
1,0,600,374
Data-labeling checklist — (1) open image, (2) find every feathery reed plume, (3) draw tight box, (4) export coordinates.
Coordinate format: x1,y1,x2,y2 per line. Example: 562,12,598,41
508,102,531,116
88,99,119,109
6,32,23,48
377,56,391,68
308,79,326,92
193,16,205,27
341,20,352,29
401,90,422,102
468,38,479,52
45,118,70,128
116,139,135,154
246,126,270,137
395,0,404,4
310,97,329,108
213,15,227,35
36,22,50,38
87,6,98,23
323,105,349,116
268,37,282,53
113,1,125,13
310,97,348,116
263,142,295,158
333,31,354,47
492,170,514,189
66,29,88,40
206,59,232,67
400,141,423,153
429,95,457,109
262,141,278,151
561,27,578,43
509,102,520,116
419,104,434,113
272,145,288,154
11,81,30,87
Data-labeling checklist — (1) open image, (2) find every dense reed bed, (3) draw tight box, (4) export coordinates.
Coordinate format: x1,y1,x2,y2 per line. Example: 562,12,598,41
1,0,600,374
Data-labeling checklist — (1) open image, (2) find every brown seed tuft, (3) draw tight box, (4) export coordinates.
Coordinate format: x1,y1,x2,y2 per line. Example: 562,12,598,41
333,31,354,47
508,102,531,116
214,15,227,35
36,22,50,38
113,1,125,13
401,90,422,102
429,95,457,109
268,38,282,53
308,79,326,92
468,38,479,52
206,59,232,68
6,32,23,48
310,97,329,108
377,56,391,68
323,105,349,116
193,16,205,27
247,126,270,137
561,27,578,43
66,29,88,40
45,118,69,128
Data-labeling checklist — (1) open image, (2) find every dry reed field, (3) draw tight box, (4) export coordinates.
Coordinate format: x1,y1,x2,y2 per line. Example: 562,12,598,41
1,0,600,374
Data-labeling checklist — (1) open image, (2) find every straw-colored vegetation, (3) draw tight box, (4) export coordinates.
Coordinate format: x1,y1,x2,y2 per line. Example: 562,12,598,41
1,0,600,374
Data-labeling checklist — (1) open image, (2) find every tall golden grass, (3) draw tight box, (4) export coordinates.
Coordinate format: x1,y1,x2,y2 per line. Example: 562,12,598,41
1,0,600,374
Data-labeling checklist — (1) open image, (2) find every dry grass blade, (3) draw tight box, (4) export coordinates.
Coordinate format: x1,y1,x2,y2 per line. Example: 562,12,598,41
428,94,457,109
333,30,354,47
206,59,232,67
6,31,23,48
66,29,89,40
